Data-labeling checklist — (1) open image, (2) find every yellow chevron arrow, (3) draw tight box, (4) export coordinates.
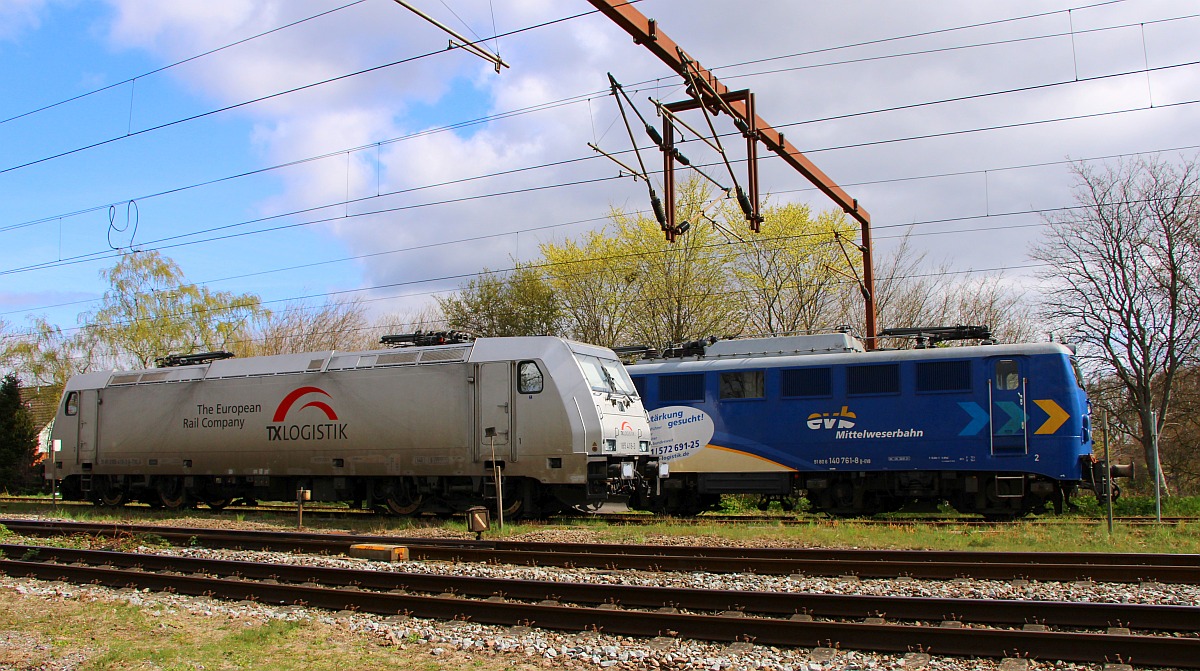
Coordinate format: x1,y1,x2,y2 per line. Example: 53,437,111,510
1033,399,1070,434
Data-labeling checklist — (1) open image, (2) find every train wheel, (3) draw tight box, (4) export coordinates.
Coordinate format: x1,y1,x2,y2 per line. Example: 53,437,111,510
156,478,189,510
94,477,126,507
384,478,423,516
204,498,230,511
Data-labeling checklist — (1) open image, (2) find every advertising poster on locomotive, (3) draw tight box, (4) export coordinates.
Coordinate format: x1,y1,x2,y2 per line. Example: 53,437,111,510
648,406,714,463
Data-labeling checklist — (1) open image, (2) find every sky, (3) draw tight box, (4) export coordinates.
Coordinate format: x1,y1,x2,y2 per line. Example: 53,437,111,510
2,0,1198,344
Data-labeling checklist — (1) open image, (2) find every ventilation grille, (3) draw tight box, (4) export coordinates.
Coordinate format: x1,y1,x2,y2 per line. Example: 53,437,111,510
848,364,900,395
375,351,419,366
659,373,704,402
419,347,468,363
916,361,971,392
781,368,832,397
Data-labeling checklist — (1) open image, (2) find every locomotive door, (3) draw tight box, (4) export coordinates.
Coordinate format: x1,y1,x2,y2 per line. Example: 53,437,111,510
989,358,1027,454
77,389,100,466
475,362,512,462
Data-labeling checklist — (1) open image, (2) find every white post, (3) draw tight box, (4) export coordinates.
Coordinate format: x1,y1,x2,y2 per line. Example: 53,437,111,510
1151,410,1161,524
1104,411,1113,534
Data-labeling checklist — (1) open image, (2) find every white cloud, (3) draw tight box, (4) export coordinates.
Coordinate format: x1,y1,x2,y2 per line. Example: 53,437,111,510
0,0,51,41
42,0,1200,320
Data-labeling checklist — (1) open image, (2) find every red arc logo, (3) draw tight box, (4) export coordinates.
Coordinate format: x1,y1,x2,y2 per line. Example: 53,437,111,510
272,386,338,422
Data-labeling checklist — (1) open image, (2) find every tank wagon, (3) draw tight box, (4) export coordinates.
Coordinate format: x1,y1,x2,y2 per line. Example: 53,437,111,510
46,335,653,517
625,331,1123,518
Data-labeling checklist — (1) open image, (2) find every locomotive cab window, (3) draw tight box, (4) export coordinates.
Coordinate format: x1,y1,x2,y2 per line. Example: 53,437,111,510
517,361,543,394
995,360,1020,390
720,370,764,399
64,391,79,416
576,354,638,396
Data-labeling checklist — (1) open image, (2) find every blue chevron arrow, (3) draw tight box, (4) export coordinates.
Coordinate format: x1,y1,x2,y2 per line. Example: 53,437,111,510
995,401,1026,435
957,401,989,436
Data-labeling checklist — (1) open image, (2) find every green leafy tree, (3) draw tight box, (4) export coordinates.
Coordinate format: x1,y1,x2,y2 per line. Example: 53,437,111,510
0,374,40,494
724,202,858,335
542,178,740,349
438,263,562,337
87,251,267,368
4,317,95,397
540,229,637,348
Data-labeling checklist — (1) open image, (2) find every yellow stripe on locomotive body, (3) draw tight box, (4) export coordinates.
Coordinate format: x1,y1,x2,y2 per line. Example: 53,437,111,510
626,332,1115,519
669,444,796,473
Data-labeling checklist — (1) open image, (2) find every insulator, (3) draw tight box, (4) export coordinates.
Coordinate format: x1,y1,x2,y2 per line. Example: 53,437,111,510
734,118,749,134
651,192,667,229
646,124,664,147
675,221,691,236
674,149,690,166
736,185,754,218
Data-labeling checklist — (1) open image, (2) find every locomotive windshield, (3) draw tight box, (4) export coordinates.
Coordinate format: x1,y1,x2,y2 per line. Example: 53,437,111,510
576,354,639,396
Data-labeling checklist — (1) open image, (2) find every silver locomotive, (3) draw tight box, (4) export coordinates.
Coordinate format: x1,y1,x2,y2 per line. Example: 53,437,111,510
45,335,653,517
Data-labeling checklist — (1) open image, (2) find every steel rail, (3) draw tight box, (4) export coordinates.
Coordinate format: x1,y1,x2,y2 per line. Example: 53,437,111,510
3,519,1198,583
6,518,1199,565
2,555,1197,668
3,544,1195,632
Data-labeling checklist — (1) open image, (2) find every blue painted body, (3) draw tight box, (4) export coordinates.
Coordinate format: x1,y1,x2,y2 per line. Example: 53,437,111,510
627,337,1095,516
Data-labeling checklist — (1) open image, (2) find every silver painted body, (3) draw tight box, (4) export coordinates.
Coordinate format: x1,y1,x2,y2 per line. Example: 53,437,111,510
47,337,650,502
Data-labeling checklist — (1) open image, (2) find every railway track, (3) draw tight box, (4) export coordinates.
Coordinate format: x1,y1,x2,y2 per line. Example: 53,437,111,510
3,518,1199,583
3,496,1196,526
1,543,1197,668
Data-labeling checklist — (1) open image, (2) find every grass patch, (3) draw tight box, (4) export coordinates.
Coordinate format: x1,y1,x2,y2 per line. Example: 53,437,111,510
0,588,532,671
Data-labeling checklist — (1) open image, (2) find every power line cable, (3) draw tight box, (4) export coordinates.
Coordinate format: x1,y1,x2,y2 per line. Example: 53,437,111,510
8,186,1190,341
0,0,370,127
6,8,1196,235
0,4,612,177
6,75,1197,281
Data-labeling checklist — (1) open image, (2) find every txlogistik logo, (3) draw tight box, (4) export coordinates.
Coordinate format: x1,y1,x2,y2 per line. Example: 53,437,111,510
266,386,349,442
807,406,856,430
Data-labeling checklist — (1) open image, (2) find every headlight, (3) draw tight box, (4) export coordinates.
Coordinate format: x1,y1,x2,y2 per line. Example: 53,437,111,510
604,439,617,452
639,440,650,453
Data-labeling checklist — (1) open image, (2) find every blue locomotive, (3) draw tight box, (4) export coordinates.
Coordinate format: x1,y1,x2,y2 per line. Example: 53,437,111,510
624,330,1120,518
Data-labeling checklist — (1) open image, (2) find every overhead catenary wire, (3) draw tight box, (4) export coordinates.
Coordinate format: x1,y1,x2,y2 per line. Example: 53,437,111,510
0,3,622,177
6,184,1191,341
5,9,1197,236
6,72,1198,282
0,0,371,127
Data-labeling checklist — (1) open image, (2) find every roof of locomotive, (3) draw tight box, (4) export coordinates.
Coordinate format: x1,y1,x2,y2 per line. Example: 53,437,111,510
62,336,620,392
626,337,1075,374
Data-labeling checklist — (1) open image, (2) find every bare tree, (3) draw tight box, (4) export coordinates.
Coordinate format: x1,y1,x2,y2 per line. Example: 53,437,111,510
833,232,1035,347
1032,155,1200,494
243,298,373,356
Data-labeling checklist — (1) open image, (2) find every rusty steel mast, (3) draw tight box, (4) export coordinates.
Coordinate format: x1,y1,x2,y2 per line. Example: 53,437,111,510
585,0,878,346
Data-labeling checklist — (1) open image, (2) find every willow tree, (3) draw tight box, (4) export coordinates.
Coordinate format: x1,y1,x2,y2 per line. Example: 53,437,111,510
87,251,266,368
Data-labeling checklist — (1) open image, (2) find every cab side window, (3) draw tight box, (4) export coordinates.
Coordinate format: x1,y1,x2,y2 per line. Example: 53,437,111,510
995,360,1020,391
65,391,79,416
518,361,543,394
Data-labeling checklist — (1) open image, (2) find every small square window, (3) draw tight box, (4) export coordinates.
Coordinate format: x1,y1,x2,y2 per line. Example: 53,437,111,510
720,371,764,399
995,360,1020,390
